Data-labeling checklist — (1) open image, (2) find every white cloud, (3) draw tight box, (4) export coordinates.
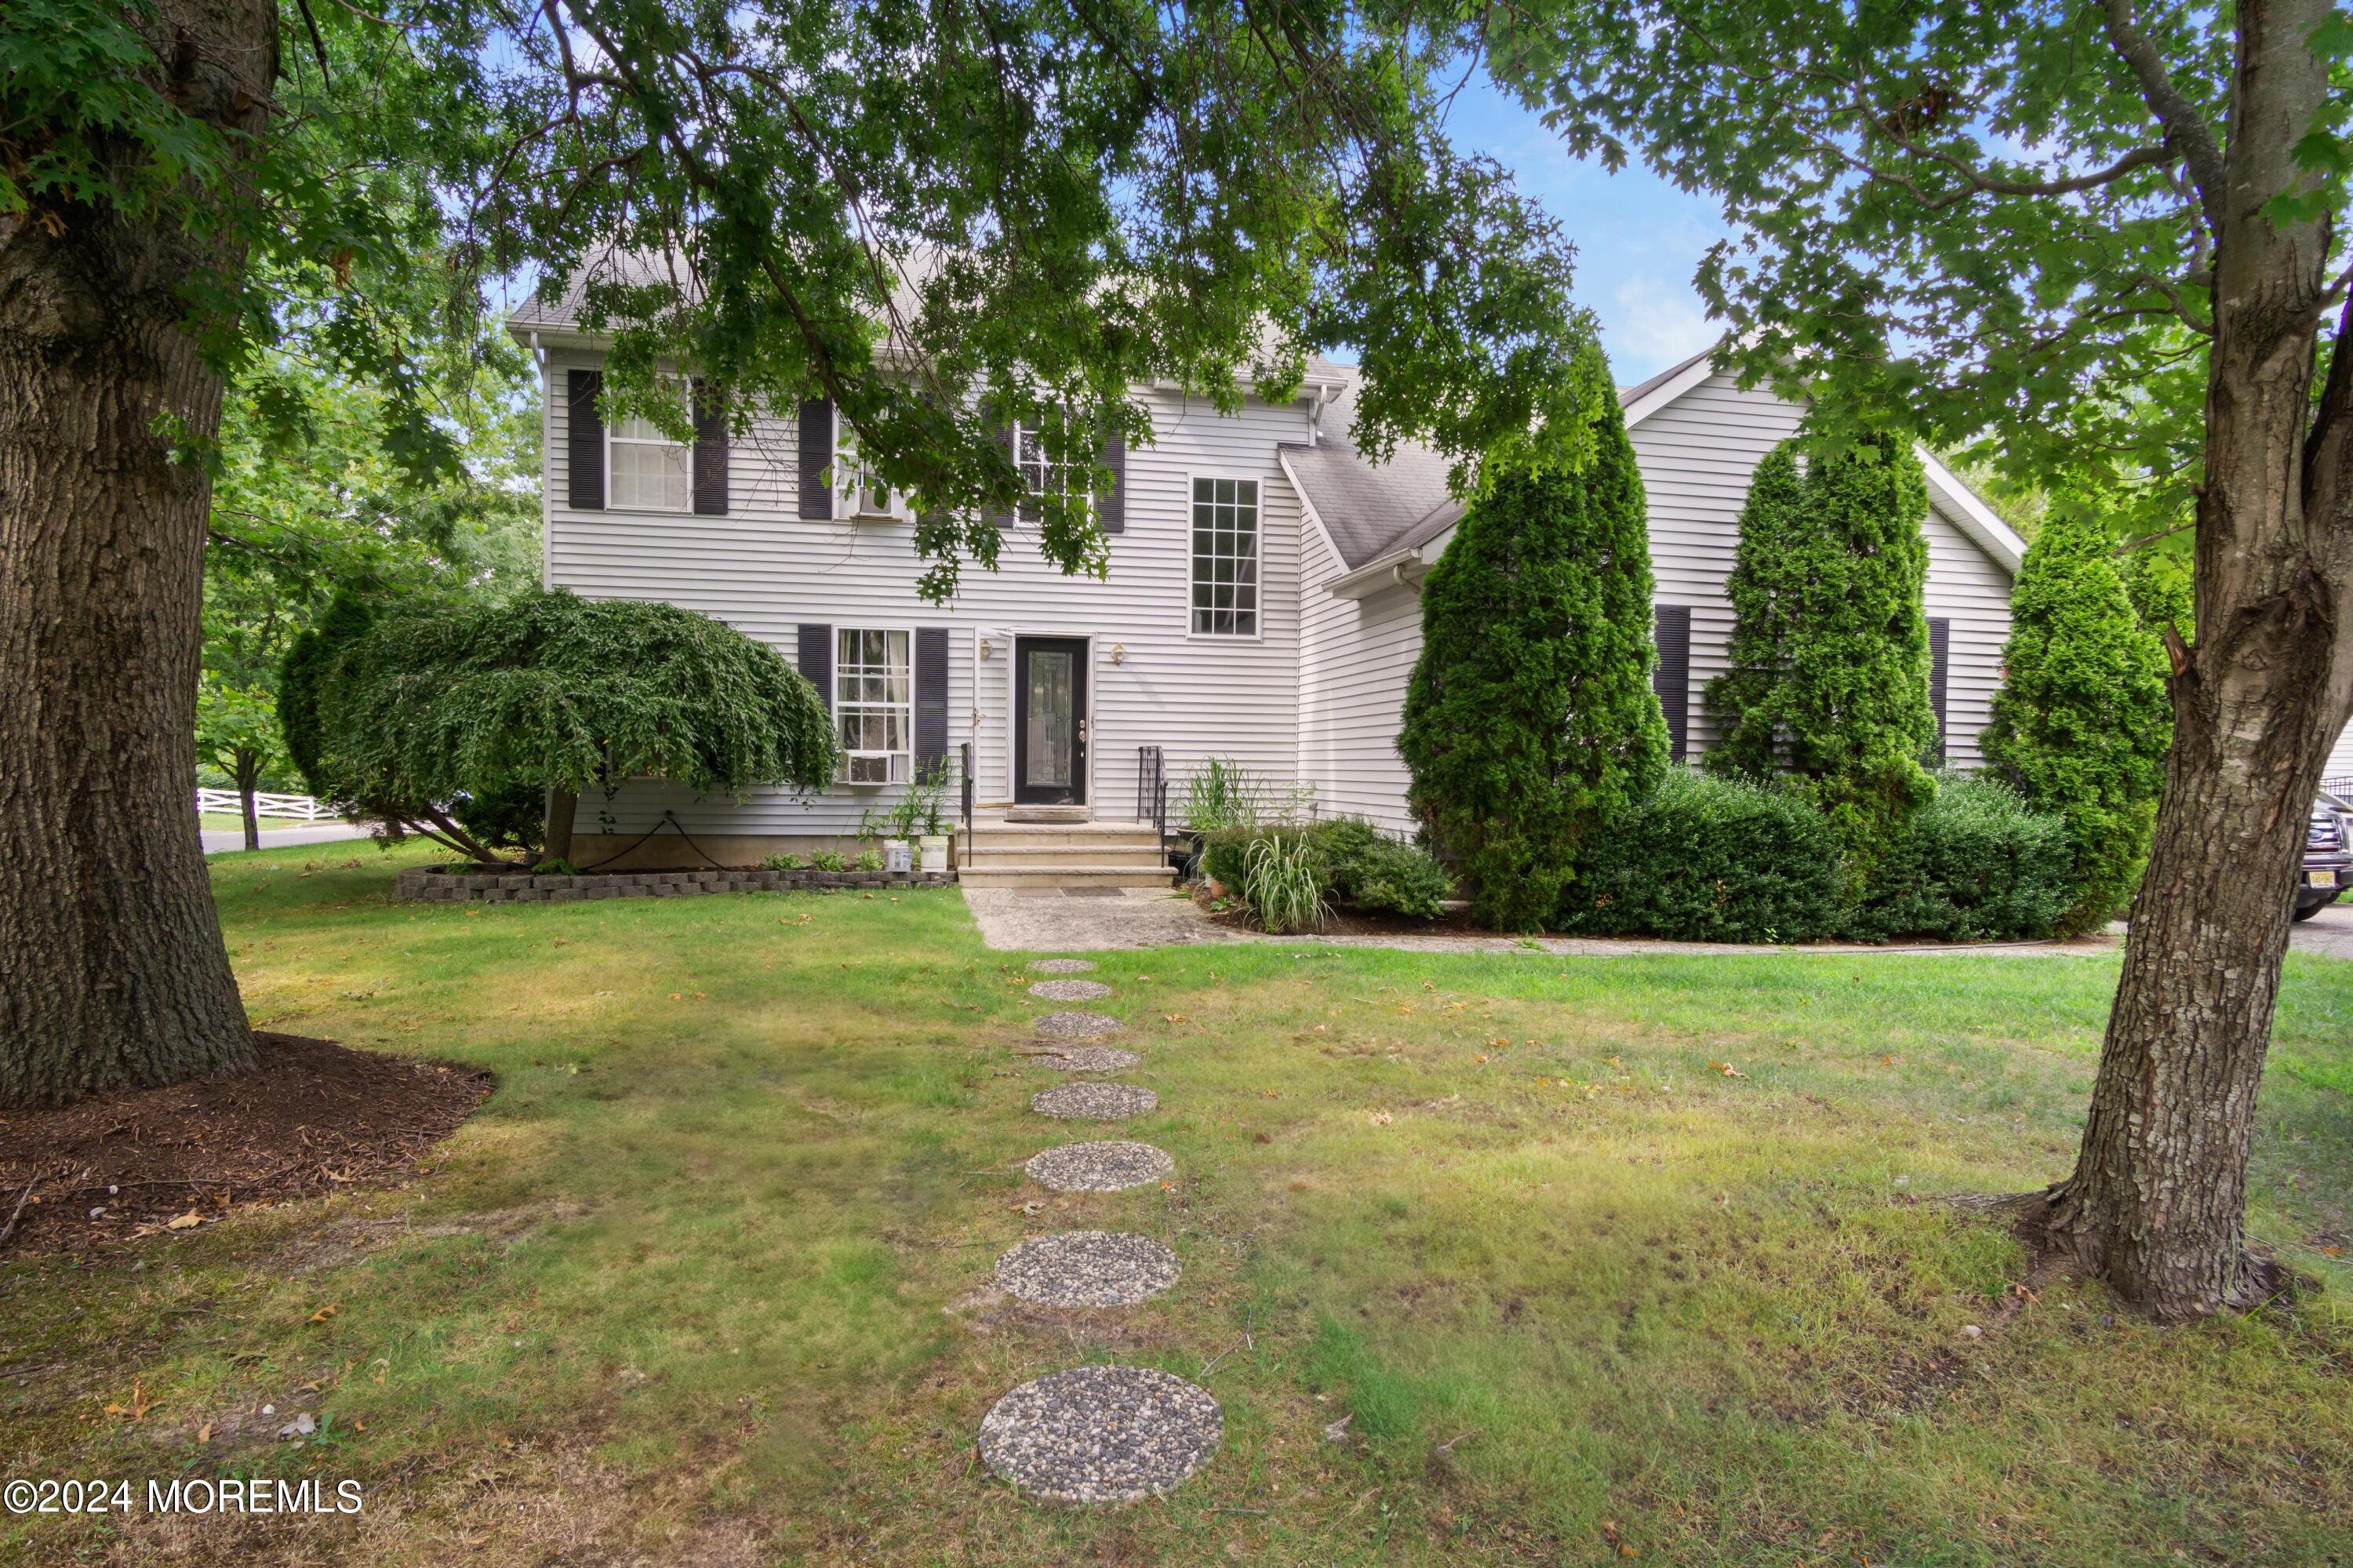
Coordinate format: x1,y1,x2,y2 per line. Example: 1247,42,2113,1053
1602,274,1722,381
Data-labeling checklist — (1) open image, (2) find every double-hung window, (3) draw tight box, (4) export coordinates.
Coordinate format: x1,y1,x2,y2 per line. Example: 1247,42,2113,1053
1190,477,1260,636
1017,418,1087,523
607,380,691,511
836,431,905,519
836,628,911,784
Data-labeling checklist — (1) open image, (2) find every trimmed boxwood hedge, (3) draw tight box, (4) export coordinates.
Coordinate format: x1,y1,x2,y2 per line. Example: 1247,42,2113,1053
1556,769,2072,944
1845,774,2073,942
1556,769,1845,943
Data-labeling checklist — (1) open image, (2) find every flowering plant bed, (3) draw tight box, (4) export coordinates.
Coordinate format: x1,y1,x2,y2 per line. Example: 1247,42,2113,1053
397,865,955,902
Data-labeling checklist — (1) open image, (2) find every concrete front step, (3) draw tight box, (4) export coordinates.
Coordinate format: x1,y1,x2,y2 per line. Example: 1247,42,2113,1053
964,845,1169,869
958,864,1177,890
967,828,1161,853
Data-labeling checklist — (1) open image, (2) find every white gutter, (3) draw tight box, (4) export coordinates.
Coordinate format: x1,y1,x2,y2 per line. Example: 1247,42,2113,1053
1918,446,2028,575
1320,532,1449,600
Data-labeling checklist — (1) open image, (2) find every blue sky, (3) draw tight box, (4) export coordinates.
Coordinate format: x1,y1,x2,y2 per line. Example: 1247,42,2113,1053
1440,77,1739,387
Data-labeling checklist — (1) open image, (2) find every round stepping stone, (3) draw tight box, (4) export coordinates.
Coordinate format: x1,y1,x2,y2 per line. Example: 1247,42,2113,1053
1027,959,1098,974
1031,1046,1141,1075
1031,1082,1158,1121
1035,1010,1122,1040
1031,978,1114,1002
979,1365,1221,1503
995,1231,1180,1308
1026,1141,1173,1192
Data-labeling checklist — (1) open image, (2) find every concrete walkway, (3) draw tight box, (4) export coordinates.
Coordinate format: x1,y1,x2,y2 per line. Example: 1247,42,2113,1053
962,886,2123,958
202,821,375,855
2293,900,2353,960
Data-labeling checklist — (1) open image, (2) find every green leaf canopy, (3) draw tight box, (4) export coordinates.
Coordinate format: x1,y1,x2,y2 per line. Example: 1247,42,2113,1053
315,589,839,815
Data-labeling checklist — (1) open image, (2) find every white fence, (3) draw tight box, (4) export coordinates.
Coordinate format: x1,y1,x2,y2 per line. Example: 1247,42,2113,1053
196,788,339,822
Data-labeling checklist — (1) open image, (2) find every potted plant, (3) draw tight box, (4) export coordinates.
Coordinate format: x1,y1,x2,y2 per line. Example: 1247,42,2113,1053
911,760,953,873
861,806,915,875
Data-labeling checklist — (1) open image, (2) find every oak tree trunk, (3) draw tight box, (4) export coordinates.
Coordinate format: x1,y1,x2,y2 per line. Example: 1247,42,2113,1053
2043,0,2353,1319
544,788,578,866
0,0,278,1105
236,746,262,853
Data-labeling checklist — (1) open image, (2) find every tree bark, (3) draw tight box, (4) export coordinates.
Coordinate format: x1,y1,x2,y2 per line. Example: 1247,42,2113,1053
2043,0,2353,1318
0,0,278,1104
544,788,578,867
236,748,262,853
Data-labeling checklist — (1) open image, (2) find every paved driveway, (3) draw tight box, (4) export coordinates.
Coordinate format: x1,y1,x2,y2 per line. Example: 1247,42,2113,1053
2293,899,2353,959
202,821,375,855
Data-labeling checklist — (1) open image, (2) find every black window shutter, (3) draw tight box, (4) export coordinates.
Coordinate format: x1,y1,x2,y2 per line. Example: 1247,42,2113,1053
692,380,729,515
797,399,834,519
566,369,605,510
798,624,834,714
1096,425,1126,534
1928,617,1951,766
987,417,1014,529
915,628,950,773
1653,604,1692,763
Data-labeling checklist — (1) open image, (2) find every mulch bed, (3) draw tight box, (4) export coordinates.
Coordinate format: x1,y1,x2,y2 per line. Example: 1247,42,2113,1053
0,1032,493,1257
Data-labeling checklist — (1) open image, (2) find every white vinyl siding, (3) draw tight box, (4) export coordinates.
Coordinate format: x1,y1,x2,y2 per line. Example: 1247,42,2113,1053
1297,508,1423,834
540,348,1307,833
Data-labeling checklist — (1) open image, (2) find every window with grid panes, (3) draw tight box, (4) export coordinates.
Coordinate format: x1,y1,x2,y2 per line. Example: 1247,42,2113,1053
1190,477,1259,635
835,628,911,784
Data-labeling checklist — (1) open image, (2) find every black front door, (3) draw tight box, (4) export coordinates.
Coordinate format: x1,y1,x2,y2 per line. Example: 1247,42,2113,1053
1013,638,1088,806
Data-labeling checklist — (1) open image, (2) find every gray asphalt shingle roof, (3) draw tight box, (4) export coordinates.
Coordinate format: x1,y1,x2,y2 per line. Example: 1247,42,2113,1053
1285,343,1729,571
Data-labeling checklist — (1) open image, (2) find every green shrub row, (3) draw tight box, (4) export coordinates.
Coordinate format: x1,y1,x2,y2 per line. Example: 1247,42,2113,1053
1198,817,1455,927
1558,769,2074,944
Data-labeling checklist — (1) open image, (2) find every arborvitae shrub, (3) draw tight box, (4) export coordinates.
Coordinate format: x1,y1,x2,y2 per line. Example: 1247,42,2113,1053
1707,434,1939,876
1846,774,2072,941
1558,768,1845,943
1984,504,2175,932
1398,369,1667,932
1704,446,1809,780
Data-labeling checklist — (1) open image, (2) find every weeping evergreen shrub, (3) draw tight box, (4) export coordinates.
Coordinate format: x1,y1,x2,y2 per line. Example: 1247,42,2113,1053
1398,363,1668,932
296,588,839,863
1707,434,1939,879
1983,503,2173,932
1558,769,1845,943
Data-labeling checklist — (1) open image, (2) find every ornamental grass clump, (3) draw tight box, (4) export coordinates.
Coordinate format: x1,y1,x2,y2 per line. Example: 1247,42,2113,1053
1243,832,1329,933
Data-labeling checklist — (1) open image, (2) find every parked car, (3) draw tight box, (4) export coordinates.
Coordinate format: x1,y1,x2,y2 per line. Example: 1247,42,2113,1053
2300,789,2351,922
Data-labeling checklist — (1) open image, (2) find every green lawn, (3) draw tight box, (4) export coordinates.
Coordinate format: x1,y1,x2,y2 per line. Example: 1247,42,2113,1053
5,844,2351,1566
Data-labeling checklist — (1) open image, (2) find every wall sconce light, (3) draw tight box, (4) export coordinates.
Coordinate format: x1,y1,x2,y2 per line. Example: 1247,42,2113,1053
980,637,995,660
1111,642,1126,664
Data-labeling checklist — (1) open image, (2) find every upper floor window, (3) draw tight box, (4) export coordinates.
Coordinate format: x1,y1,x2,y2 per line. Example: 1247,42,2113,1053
837,628,911,784
607,380,690,511
1018,419,1087,522
1191,476,1260,636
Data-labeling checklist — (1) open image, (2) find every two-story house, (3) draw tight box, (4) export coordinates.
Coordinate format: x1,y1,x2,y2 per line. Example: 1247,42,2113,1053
507,285,2024,887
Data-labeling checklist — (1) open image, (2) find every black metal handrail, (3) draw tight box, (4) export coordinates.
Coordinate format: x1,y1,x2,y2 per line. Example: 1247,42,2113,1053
960,740,974,871
1136,745,1169,864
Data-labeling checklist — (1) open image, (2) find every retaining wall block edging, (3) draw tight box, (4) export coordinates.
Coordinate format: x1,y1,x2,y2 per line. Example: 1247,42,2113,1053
398,864,956,904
